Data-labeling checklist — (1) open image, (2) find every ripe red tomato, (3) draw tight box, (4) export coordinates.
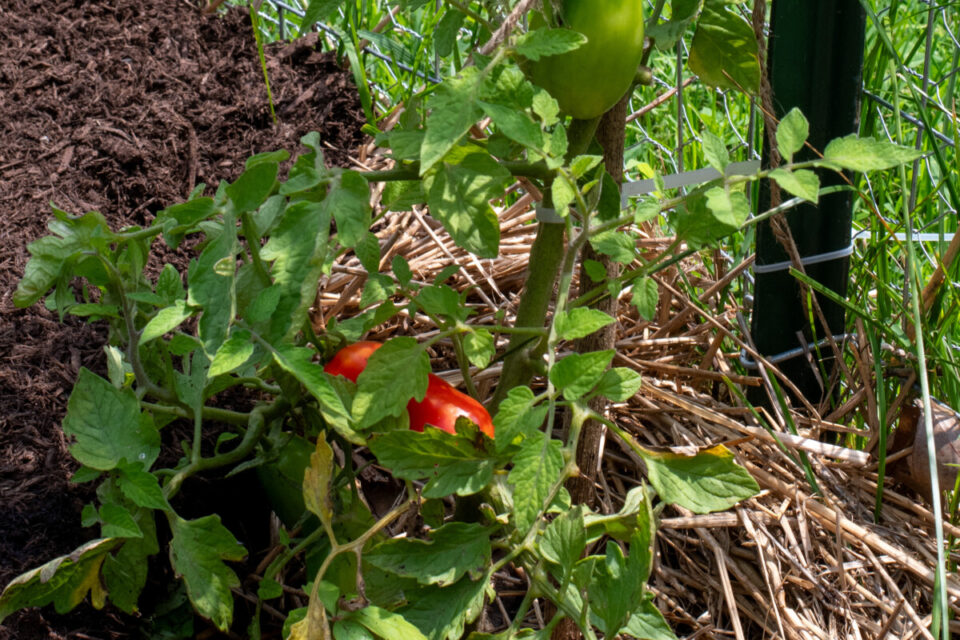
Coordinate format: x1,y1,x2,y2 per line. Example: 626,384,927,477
324,341,494,437
323,341,382,382
408,374,495,438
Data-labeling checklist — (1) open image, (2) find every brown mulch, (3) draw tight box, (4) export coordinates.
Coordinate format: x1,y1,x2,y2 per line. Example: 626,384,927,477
0,0,364,637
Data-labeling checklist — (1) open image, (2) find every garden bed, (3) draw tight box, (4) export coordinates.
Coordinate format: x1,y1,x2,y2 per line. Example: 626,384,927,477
0,1,363,636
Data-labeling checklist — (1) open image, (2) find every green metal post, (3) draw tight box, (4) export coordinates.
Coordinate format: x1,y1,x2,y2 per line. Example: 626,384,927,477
749,0,866,406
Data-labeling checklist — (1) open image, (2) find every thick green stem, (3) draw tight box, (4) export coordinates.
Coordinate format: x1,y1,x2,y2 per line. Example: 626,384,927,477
489,117,600,410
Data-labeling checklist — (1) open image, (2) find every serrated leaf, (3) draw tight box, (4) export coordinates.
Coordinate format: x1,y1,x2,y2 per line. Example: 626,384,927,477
770,168,820,204
328,171,371,249
399,577,487,640
549,350,615,401
369,428,495,498
688,0,760,94
675,186,749,247
632,277,659,321
587,534,649,638
421,69,484,175
209,329,255,377
590,230,636,265
187,210,237,354
354,338,431,429
478,101,542,150
416,284,467,322
0,538,120,623
493,386,548,453
302,433,334,529
555,308,616,341
638,444,759,513
102,509,158,613
226,162,278,213
434,9,465,58
594,367,643,402
777,107,808,162
509,433,564,532
540,506,586,581
366,522,491,586
623,597,679,640
551,174,576,219
701,130,729,173
99,503,143,539
117,464,169,510
515,27,586,61
169,514,246,632
140,300,194,345
63,369,159,471
821,134,925,172
260,200,331,341
463,329,495,368
424,147,508,259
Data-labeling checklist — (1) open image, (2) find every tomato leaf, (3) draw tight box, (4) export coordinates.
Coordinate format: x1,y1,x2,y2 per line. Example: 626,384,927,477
354,338,430,429
186,210,237,354
820,134,925,172
463,328,495,368
302,432,335,530
420,69,483,175
549,350,615,401
770,168,820,204
62,369,159,472
555,308,616,341
540,506,587,582
594,367,643,402
368,428,495,498
226,162,278,213
688,0,760,94
327,170,371,249
169,514,246,632
638,444,760,514
0,538,121,623
515,27,587,61
509,432,565,532
493,386,548,453
366,522,492,586
631,276,660,321
777,107,809,162
102,509,159,614
423,147,508,259
399,576,488,640
623,597,680,640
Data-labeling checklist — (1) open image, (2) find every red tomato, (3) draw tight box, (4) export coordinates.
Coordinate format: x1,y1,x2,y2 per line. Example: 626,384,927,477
323,341,382,382
408,374,495,438
324,341,494,437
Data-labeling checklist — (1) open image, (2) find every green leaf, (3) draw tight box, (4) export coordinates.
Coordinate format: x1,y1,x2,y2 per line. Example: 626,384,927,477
347,606,430,640
584,259,607,283
821,134,925,172
632,277,659,321
463,329,495,368
590,230,635,265
117,464,169,511
260,200,331,341
549,350,615,401
594,367,643,402
770,168,820,204
434,9,465,58
226,162,278,213
623,597,679,640
366,522,491,586
354,338,431,429
14,210,115,308
157,263,185,303
417,284,468,322
551,173,576,219
0,538,121,622
424,147,508,259
355,232,382,274
302,433,335,530
328,170,372,249
540,506,586,582
209,329,255,377
587,535,648,638
509,432,564,532
368,428,495,498
169,514,246,632
515,27,586,61
493,386,548,453
399,577,487,640
102,509,159,614
99,503,143,539
701,130,729,173
299,0,340,36
360,274,396,308
478,101,542,150
555,308,616,341
776,107,808,162
392,255,413,288
420,69,484,175
140,300,194,345
63,369,160,471
271,345,358,444
532,89,560,127
187,210,237,354
675,186,749,247
688,0,760,94
639,444,759,513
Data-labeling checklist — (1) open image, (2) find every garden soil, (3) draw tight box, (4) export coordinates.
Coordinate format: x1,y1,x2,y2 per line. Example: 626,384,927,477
0,0,365,636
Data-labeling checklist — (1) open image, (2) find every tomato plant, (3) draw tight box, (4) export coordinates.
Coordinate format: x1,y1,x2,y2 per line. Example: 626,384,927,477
523,0,646,119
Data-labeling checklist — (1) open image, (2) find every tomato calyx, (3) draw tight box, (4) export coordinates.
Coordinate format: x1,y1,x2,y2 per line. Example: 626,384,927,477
324,341,494,438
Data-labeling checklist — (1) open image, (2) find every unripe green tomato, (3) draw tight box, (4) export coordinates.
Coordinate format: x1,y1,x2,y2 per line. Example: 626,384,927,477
524,0,645,119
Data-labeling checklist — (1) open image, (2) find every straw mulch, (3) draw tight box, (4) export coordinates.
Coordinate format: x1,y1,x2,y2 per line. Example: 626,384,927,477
316,128,957,640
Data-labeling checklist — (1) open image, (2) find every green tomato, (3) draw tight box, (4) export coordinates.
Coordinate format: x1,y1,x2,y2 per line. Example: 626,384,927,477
524,0,645,120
